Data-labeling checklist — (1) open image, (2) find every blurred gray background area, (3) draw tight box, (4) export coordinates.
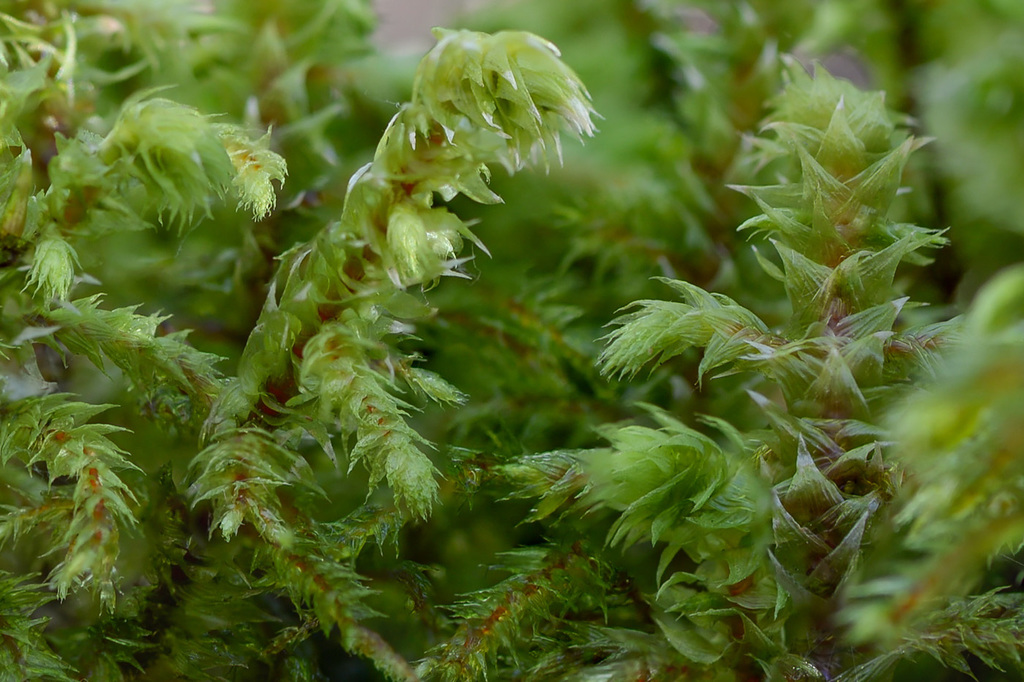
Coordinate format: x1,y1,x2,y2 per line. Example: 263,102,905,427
374,0,504,52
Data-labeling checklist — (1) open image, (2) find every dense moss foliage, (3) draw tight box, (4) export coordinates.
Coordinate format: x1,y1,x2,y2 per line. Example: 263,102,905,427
2,2,1024,681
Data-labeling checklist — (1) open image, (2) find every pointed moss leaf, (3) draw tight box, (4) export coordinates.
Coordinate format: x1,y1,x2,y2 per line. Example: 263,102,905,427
815,95,867,179
747,390,838,457
808,190,852,260
772,494,831,555
807,346,870,417
687,483,761,533
844,330,894,387
741,202,811,242
752,244,786,282
695,413,747,455
379,290,434,320
730,183,804,211
769,654,828,682
732,183,813,243
836,229,946,307
768,549,822,608
721,542,771,587
772,240,832,313
637,401,709,437
657,570,702,602
656,278,715,307
833,653,902,682
743,337,823,402
781,439,845,521
793,138,854,216
837,297,907,338
765,120,825,157
886,318,962,380
739,613,784,660
826,444,886,494
848,137,922,216
404,368,467,405
653,612,727,665
699,325,771,383
449,164,503,205
808,505,873,592
657,541,686,586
